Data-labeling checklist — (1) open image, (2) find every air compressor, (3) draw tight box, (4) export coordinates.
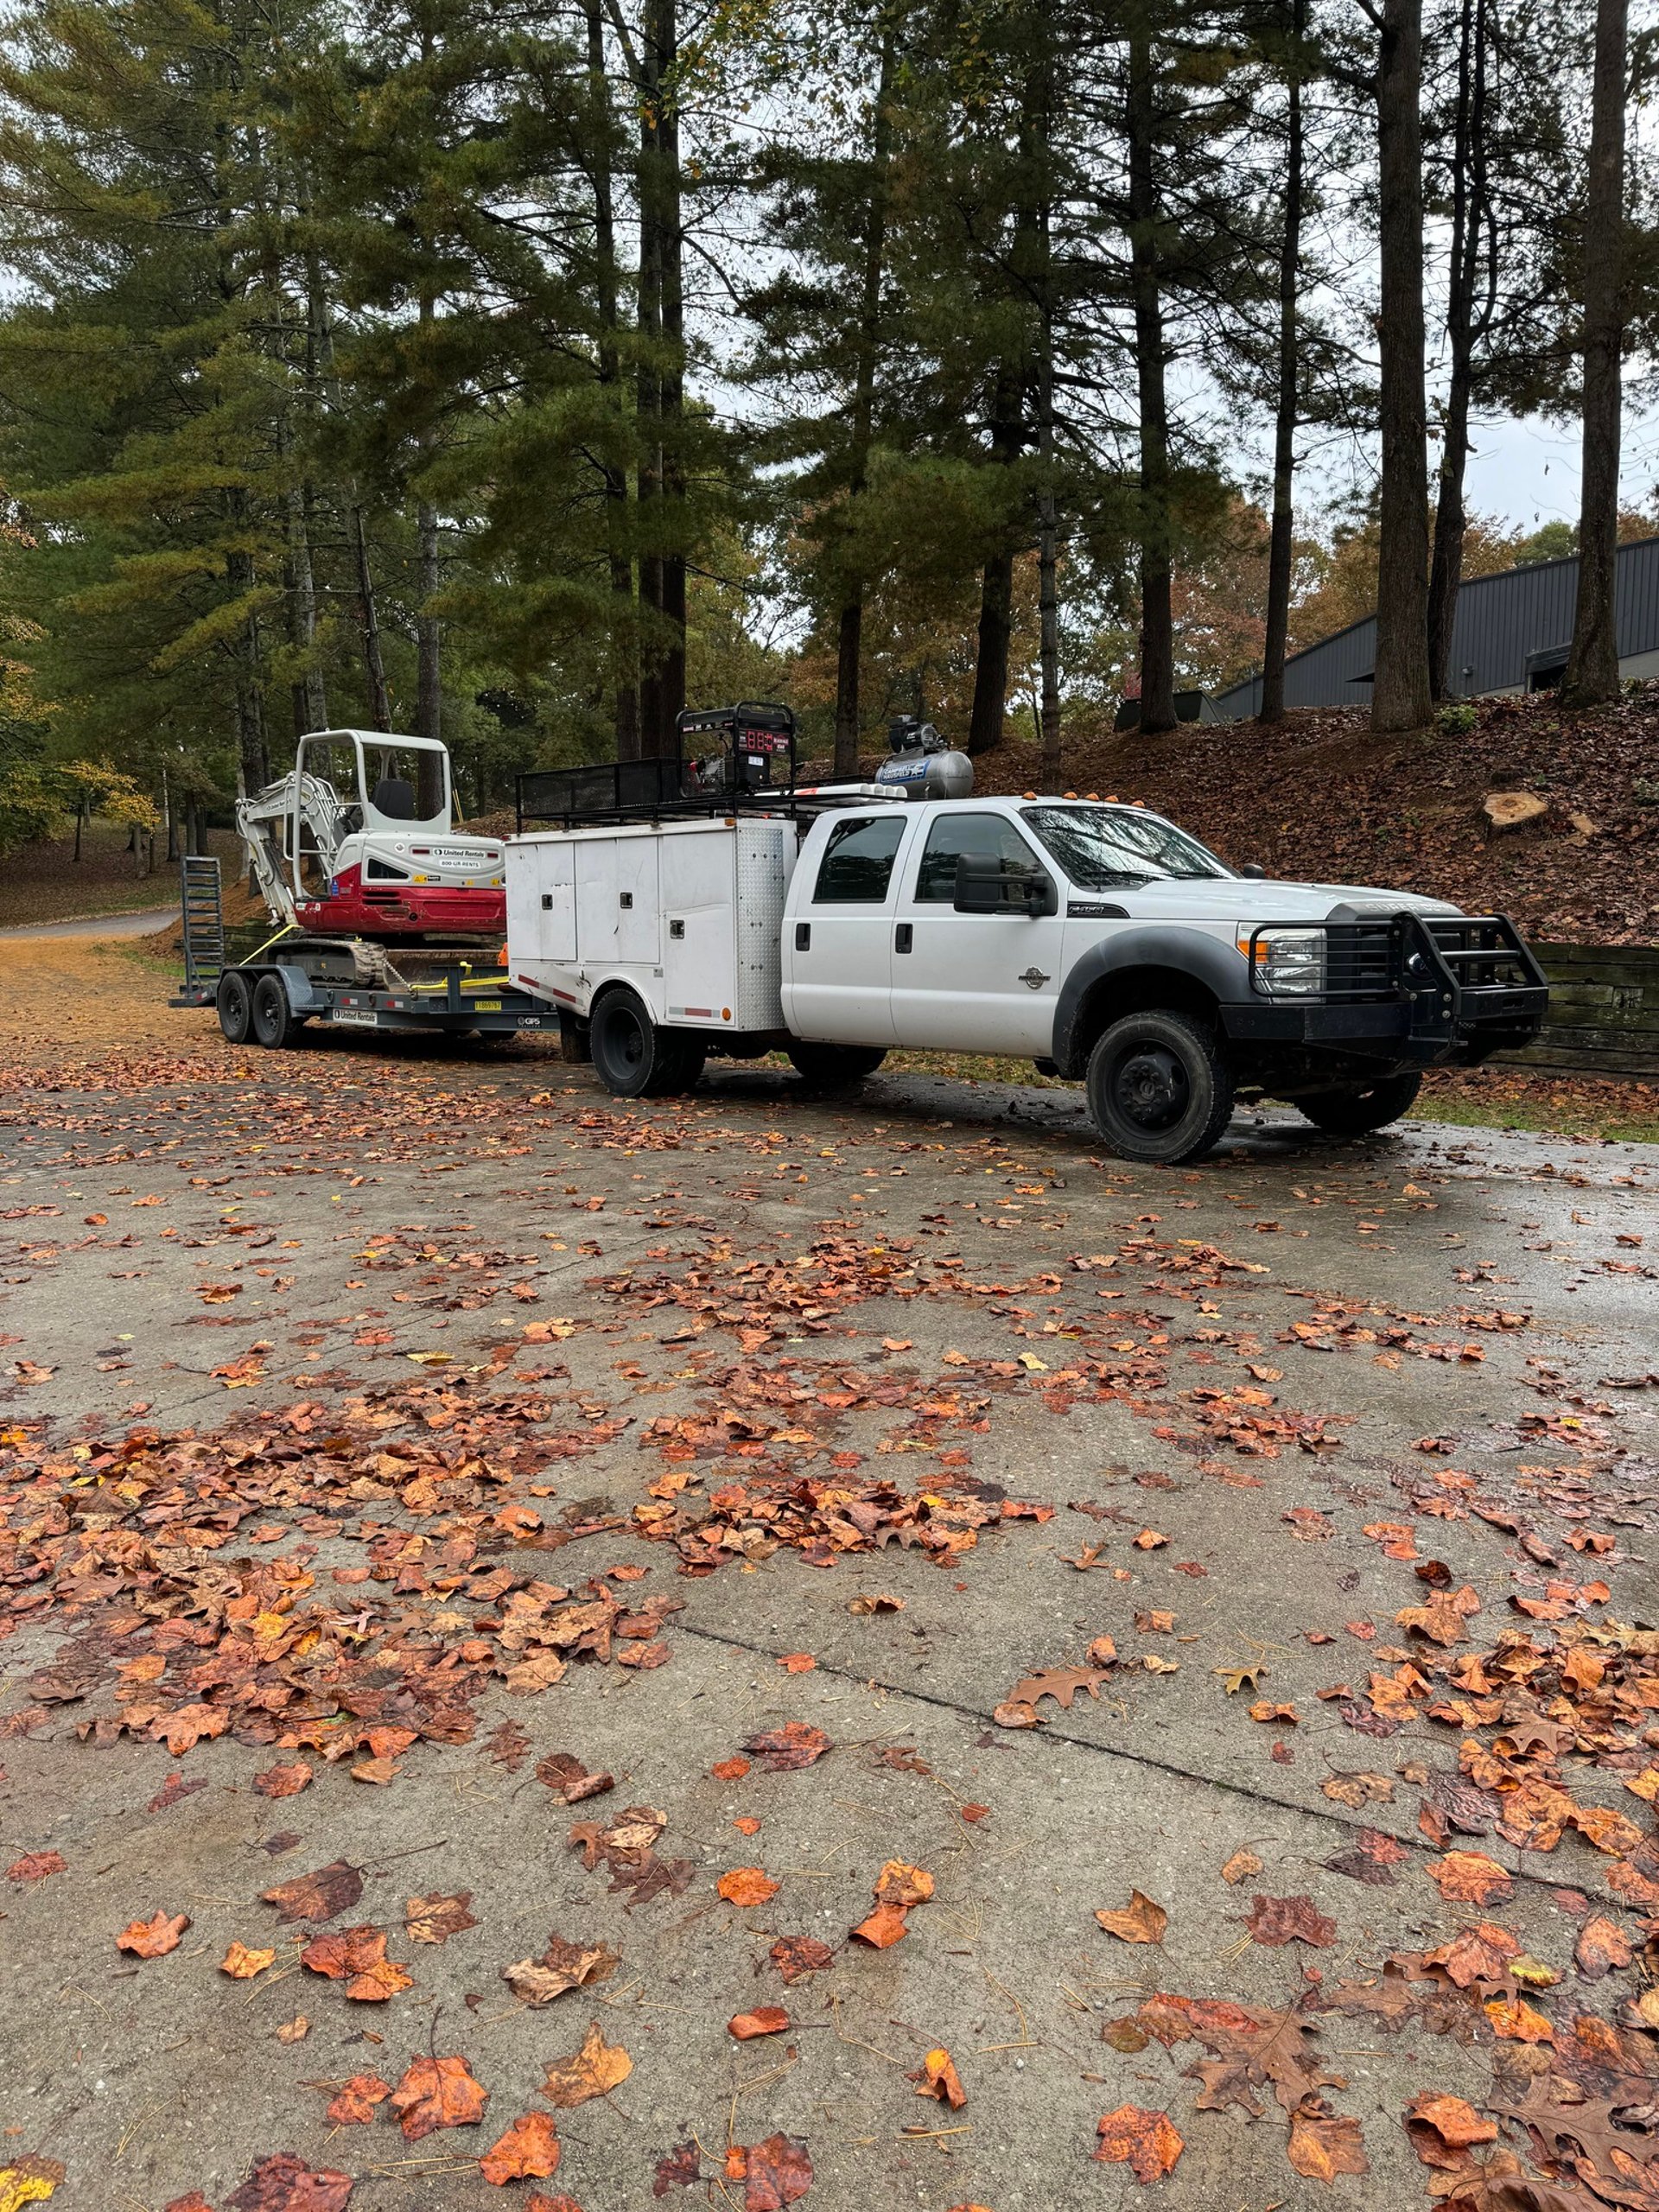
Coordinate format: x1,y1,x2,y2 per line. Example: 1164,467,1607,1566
872,715,975,799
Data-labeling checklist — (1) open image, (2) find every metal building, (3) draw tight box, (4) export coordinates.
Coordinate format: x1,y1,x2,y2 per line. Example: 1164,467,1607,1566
1213,533,1659,718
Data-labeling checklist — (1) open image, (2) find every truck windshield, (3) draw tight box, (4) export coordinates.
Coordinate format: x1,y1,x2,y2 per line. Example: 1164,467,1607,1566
1020,804,1230,886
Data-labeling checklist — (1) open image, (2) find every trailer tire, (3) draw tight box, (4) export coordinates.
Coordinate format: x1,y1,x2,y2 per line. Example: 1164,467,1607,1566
1085,1010,1235,1166
251,971,303,1050
217,970,254,1046
590,988,702,1097
786,1041,888,1090
1296,1072,1421,1136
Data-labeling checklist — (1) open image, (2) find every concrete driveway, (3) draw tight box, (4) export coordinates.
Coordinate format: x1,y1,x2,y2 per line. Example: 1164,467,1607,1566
0,1037,1654,2211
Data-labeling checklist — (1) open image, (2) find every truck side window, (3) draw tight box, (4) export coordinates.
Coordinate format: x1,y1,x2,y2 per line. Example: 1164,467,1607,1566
914,813,1040,901
813,814,906,903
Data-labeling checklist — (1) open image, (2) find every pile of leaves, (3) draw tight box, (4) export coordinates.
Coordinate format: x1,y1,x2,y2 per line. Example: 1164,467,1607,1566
0,1382,683,1758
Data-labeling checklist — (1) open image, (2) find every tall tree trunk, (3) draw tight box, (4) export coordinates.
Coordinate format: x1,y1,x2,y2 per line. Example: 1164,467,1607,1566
1372,0,1433,733
305,238,390,732
1259,0,1304,725
1128,12,1175,736
657,0,686,753
416,494,442,804
1033,67,1062,789
282,471,327,738
967,544,1015,756
967,357,1022,758
226,510,270,801
587,0,639,762
1563,0,1627,707
835,27,895,779
1427,0,1491,700
636,10,665,759
349,505,393,731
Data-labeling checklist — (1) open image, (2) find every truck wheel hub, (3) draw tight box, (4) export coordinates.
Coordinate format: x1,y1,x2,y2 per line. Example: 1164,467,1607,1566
1115,1046,1187,1129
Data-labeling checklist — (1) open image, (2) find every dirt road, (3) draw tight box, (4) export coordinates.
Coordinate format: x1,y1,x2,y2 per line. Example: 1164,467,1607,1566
1,1018,1655,2211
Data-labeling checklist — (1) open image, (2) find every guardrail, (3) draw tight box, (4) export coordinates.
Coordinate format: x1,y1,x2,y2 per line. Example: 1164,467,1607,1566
1495,942,1659,1078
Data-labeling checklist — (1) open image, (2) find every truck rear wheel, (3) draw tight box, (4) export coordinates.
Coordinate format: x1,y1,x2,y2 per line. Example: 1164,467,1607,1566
786,1041,887,1090
251,971,303,1049
217,969,253,1046
1086,1010,1235,1166
1296,1072,1421,1136
590,989,703,1098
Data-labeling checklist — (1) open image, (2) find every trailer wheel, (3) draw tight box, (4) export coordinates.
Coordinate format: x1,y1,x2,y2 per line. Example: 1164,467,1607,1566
251,971,303,1050
590,988,702,1098
1086,1010,1235,1166
786,1041,888,1090
217,969,253,1046
1296,1072,1421,1136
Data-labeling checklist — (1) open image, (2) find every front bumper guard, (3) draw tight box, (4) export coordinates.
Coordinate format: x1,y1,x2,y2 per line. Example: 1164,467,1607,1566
1224,912,1548,1063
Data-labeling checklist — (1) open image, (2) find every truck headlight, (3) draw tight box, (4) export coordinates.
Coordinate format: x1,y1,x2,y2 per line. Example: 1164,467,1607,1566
1239,926,1326,995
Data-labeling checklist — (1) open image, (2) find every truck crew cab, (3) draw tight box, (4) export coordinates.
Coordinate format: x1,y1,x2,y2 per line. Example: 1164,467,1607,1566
505,709,1548,1166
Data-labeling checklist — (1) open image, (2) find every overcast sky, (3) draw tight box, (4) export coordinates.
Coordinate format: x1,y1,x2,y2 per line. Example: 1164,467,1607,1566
1465,403,1659,531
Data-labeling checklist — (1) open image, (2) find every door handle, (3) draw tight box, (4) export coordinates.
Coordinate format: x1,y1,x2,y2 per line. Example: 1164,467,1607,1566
795,922,810,950
894,923,912,954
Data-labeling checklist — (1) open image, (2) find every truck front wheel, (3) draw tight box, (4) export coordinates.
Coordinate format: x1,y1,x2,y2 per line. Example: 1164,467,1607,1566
1296,1072,1421,1136
590,990,703,1098
786,1042,888,1090
1086,1011,1235,1166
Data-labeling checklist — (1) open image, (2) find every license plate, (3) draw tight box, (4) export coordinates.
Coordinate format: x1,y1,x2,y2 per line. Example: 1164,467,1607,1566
472,1000,502,1013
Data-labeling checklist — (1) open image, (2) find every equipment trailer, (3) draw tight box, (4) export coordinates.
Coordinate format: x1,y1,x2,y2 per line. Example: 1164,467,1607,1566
170,856,552,1048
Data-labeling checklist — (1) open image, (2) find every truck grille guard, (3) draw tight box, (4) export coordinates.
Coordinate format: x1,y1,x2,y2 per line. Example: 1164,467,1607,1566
1244,913,1548,1041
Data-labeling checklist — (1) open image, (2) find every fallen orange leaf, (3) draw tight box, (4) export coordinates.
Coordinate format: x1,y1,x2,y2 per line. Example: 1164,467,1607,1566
912,2046,967,2109
729,2006,790,2040
1094,1891,1167,1945
479,2110,562,2184
220,1941,276,1980
325,2073,391,2125
1094,2104,1184,2181
538,2019,632,2108
391,2053,489,2140
1427,1850,1513,1905
117,1910,189,1958
718,1867,779,1908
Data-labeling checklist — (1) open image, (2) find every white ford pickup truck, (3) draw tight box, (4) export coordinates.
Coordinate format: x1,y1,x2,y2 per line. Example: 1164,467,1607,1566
505,791,1548,1165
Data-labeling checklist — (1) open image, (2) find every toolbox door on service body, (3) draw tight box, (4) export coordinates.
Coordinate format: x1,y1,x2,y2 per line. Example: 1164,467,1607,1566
887,806,1064,1055
781,810,906,1045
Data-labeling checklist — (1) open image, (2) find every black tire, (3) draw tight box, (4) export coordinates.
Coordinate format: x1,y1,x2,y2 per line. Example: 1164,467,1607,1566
787,1041,888,1090
589,989,702,1097
1086,1009,1236,1166
217,969,253,1046
251,971,302,1049
1296,1072,1422,1137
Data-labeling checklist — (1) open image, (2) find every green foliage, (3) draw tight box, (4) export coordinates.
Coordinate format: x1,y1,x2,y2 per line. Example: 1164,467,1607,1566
1435,698,1479,736
0,0,1642,826
0,756,157,855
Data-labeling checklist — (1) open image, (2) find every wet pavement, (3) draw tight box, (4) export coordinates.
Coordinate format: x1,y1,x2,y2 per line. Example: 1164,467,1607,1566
1,1038,1655,2209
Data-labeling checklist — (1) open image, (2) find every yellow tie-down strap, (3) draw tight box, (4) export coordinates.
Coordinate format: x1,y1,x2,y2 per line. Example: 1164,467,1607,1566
405,973,508,997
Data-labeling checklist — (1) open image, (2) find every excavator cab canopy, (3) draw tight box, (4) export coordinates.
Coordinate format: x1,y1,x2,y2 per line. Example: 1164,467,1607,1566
296,730,453,849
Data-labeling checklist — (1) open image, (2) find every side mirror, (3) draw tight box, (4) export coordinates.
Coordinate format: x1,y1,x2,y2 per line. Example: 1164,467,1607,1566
1238,861,1268,880
953,853,1058,917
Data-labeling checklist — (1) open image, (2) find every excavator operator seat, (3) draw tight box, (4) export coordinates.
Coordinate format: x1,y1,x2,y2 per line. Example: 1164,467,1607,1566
371,775,417,821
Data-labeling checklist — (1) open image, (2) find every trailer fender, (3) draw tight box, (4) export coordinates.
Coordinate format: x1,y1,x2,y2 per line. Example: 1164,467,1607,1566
268,962,327,1015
